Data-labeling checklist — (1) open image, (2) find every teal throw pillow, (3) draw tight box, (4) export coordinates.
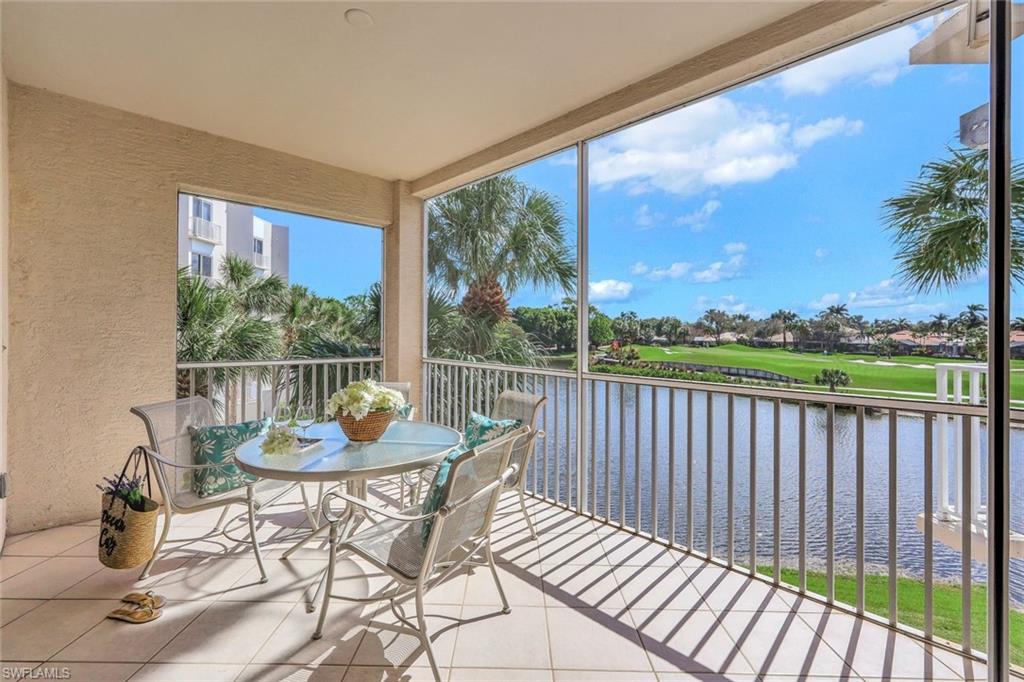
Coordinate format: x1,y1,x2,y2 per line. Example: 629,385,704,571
190,417,271,498
396,403,414,420
420,412,521,545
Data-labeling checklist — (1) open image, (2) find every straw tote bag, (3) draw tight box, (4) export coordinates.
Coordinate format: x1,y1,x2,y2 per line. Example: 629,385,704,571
98,446,160,569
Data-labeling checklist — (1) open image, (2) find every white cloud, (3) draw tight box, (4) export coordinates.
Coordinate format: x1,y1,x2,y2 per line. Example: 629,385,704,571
808,292,841,311
772,24,924,96
694,294,763,317
641,243,747,284
648,262,692,281
673,199,721,231
808,279,946,316
814,248,829,261
793,117,864,148
633,204,663,229
846,278,916,309
692,254,745,283
589,279,634,302
629,262,649,275
589,96,862,197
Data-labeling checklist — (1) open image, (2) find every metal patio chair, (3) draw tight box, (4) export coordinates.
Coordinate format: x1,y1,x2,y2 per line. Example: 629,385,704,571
312,426,529,682
130,396,309,579
490,390,547,539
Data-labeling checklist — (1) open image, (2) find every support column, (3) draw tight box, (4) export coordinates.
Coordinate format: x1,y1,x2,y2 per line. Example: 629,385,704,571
987,1,1011,679
384,180,425,405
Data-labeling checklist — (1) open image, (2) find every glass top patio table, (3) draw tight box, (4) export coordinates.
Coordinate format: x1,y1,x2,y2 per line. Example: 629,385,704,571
235,419,462,483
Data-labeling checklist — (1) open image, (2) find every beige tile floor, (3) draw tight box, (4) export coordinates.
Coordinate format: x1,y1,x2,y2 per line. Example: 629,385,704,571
0,486,990,682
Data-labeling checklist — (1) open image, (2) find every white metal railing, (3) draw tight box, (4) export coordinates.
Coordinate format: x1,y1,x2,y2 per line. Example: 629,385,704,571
253,252,268,269
188,216,223,243
422,356,1024,661
177,356,382,424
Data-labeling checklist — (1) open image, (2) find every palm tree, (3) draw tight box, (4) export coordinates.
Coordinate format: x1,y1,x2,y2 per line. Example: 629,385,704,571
958,303,987,330
175,268,281,405
821,304,849,321
770,309,799,349
929,313,950,334
427,174,575,323
218,253,289,317
814,368,852,393
883,146,1024,292
1012,316,1024,332
613,311,641,345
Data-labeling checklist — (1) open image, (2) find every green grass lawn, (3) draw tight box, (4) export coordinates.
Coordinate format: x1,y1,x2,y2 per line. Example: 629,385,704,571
755,566,1024,665
620,343,1024,400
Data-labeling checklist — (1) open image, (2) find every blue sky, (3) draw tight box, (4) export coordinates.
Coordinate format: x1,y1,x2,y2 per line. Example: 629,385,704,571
261,15,1021,323
253,207,382,301
508,19,1024,322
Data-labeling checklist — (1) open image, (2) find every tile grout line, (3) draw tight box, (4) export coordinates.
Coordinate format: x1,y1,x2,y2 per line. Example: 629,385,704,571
0,597,48,629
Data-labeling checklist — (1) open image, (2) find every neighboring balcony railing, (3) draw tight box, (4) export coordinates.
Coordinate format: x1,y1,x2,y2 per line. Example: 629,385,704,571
188,216,223,243
253,252,269,269
422,356,1024,662
177,356,382,424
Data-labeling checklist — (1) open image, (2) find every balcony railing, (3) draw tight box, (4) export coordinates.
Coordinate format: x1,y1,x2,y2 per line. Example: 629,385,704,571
422,356,1024,661
188,216,223,243
253,252,268,269
177,356,382,423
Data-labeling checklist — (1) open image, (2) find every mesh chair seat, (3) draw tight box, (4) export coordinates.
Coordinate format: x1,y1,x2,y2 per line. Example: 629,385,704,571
344,507,428,580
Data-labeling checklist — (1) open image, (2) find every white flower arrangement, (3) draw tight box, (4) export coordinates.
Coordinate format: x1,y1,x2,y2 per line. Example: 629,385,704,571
326,379,406,421
260,426,299,456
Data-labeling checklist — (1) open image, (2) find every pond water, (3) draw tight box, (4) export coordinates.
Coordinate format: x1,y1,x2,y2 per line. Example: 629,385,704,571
525,379,1024,604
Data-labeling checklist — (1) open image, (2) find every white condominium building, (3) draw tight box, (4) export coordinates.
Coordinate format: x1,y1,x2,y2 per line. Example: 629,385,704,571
177,194,289,284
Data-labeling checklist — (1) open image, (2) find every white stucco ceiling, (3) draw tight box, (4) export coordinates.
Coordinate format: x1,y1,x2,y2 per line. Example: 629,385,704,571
3,1,813,181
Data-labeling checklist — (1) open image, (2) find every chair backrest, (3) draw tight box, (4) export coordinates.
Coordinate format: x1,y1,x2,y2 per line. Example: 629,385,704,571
378,381,411,402
491,390,546,488
379,381,415,419
424,426,527,570
130,396,219,495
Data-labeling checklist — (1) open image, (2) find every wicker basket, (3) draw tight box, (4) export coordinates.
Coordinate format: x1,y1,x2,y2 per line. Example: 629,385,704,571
97,493,159,569
337,409,395,442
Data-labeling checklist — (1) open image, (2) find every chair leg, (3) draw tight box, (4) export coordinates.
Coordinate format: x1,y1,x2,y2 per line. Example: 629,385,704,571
212,505,232,533
247,485,268,583
517,488,537,539
313,521,338,640
139,507,171,579
485,540,510,614
415,583,442,682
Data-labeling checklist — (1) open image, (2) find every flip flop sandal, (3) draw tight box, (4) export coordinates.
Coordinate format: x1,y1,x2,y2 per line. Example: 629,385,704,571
121,591,167,609
107,604,163,624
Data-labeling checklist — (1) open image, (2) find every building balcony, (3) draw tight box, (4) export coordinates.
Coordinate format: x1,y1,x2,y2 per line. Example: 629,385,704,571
0,481,985,680
188,216,223,244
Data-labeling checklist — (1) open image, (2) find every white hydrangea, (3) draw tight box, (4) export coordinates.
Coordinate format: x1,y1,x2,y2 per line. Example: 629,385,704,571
326,379,406,421
260,426,299,456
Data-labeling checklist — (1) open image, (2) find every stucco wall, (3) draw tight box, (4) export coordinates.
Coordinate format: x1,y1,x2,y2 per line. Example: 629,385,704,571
0,16,9,545
7,83,395,532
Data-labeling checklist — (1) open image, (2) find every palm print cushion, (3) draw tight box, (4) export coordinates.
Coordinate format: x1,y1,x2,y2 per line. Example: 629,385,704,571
189,417,271,497
420,411,521,544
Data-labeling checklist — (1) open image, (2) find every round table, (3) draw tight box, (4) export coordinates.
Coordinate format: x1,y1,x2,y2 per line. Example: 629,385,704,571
235,419,461,612
235,419,462,483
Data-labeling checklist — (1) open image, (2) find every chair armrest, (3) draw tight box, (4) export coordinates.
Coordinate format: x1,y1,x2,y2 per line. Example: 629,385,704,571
320,490,438,524
439,463,519,516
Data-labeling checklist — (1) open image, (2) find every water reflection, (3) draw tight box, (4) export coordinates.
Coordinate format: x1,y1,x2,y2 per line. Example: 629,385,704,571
529,380,1023,603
